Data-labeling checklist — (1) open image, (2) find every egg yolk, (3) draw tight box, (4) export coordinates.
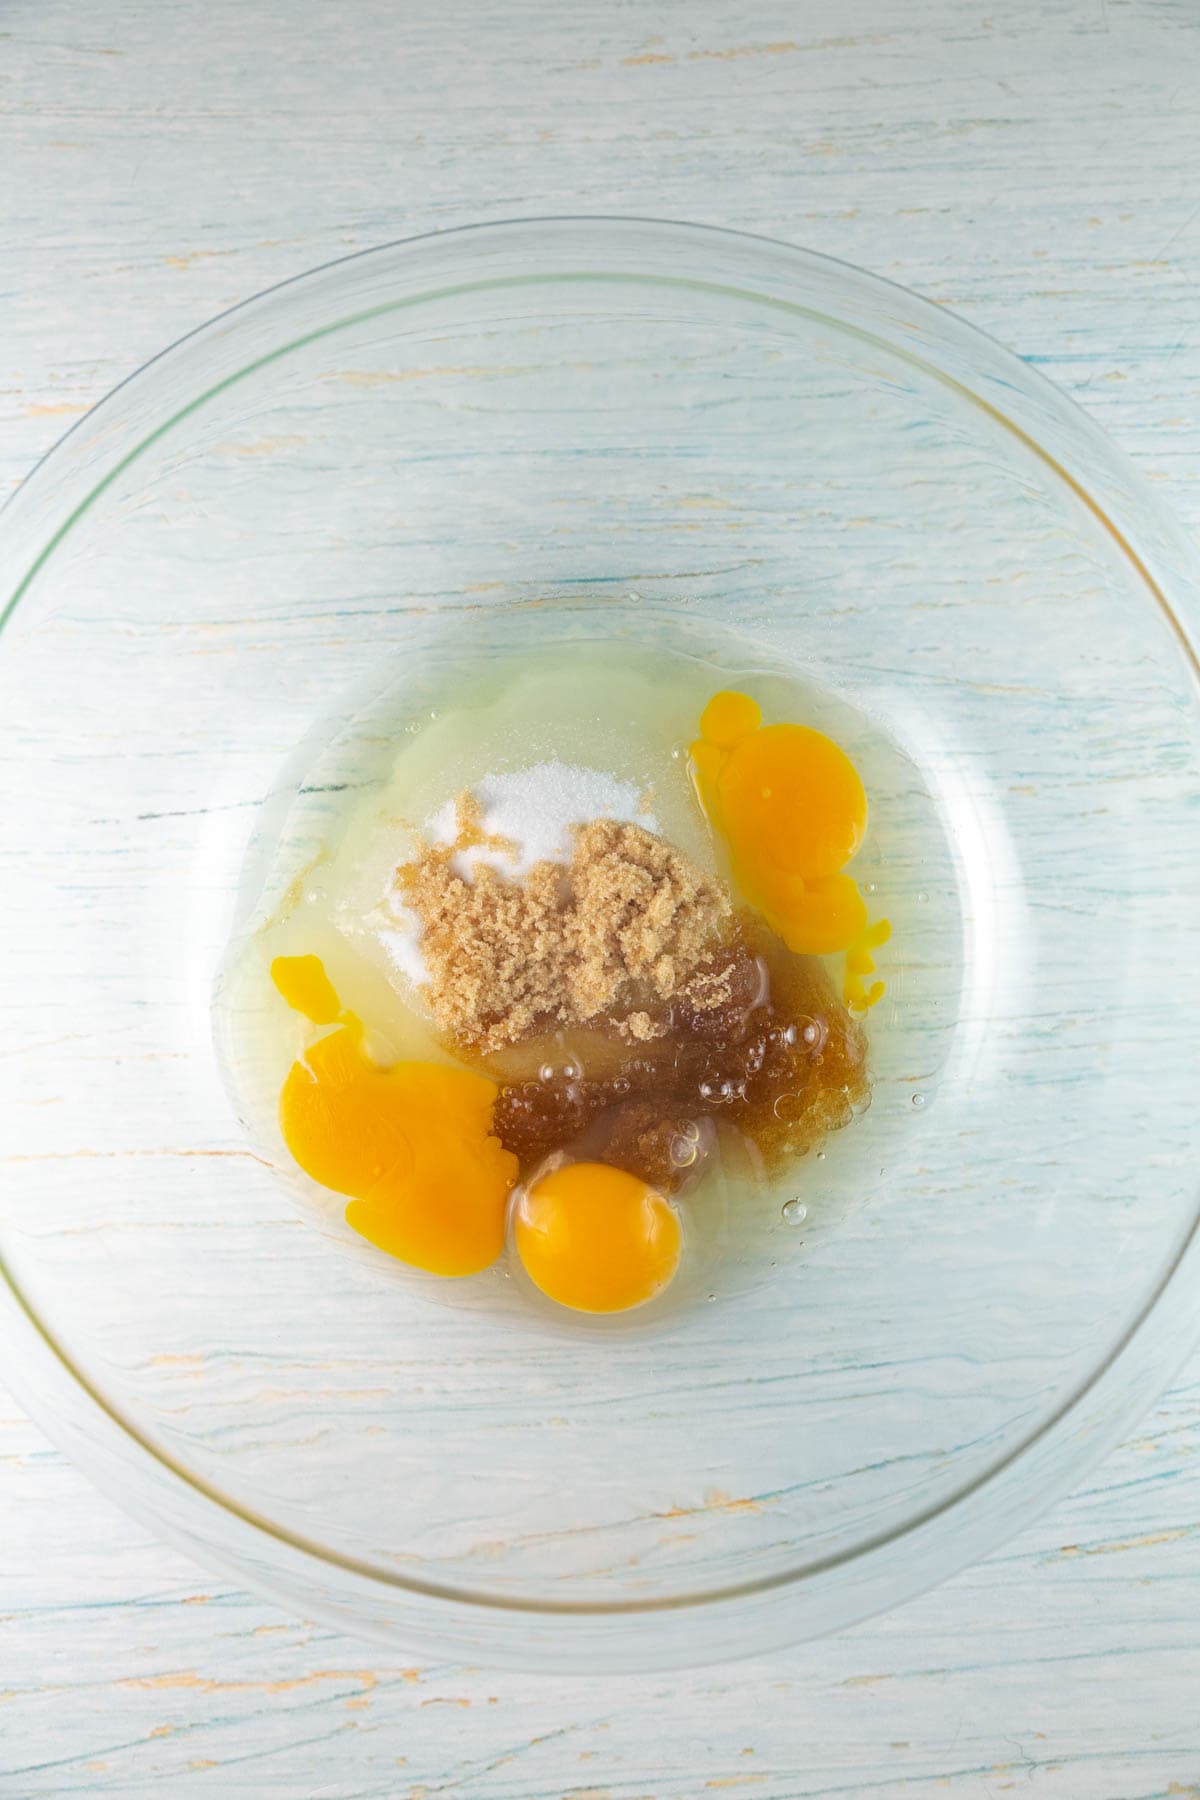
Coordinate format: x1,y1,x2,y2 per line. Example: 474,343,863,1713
271,956,517,1276
691,691,888,1006
271,952,341,1024
513,1161,682,1314
844,916,891,1011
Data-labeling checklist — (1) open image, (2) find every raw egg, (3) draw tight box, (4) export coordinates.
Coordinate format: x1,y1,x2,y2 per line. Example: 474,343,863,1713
272,955,517,1276
271,952,341,1024
691,691,888,1006
512,1161,683,1313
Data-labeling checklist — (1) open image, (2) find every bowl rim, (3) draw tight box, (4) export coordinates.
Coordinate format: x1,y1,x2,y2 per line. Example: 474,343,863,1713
2,213,1199,1658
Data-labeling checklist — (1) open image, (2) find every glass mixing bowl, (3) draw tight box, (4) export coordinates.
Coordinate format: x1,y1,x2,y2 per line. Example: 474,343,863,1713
1,218,1198,1672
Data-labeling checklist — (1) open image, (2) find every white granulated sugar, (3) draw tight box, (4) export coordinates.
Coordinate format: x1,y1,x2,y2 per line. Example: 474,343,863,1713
372,762,657,994
377,917,429,987
428,761,657,881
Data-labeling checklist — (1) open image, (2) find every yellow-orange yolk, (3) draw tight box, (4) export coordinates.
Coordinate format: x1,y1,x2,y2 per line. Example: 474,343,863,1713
513,1161,682,1314
271,952,341,1024
271,956,517,1276
691,691,888,1006
844,917,891,1012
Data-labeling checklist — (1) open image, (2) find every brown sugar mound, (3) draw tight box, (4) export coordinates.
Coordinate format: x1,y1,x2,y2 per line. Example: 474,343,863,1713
397,814,732,1053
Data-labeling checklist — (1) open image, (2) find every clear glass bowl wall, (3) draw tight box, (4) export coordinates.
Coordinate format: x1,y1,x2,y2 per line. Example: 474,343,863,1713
1,219,1198,1670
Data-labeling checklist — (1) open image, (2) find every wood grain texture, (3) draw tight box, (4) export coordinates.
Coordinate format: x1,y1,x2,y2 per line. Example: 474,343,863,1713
2,0,1199,1793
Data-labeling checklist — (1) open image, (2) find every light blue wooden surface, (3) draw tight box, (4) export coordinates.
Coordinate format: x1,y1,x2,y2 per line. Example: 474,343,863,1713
2,0,1200,1793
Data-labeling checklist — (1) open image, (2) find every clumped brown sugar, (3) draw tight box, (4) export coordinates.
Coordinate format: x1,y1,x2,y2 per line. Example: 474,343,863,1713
398,814,731,1053
399,800,868,1190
